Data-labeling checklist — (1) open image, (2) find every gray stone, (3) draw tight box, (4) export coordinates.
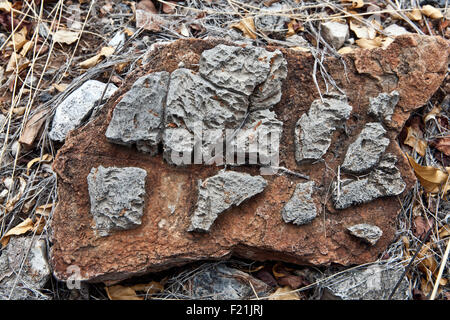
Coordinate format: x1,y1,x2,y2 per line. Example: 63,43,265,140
105,72,170,155
333,153,406,210
368,91,400,123
189,171,267,232
341,122,390,174
295,95,352,163
0,237,51,300
323,263,410,300
87,166,147,237
108,31,126,49
184,263,270,300
347,223,383,245
282,181,317,225
255,4,290,39
285,34,310,48
321,21,349,50
49,80,117,142
229,109,283,166
163,68,249,164
199,44,283,97
384,24,409,37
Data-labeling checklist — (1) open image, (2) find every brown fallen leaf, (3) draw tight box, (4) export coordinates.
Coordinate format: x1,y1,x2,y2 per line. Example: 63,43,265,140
407,154,450,194
268,286,300,300
19,40,33,56
130,281,164,294
9,26,28,51
434,138,450,156
421,5,443,19
404,126,427,156
135,9,166,32
26,153,52,175
413,216,433,239
105,285,143,300
349,19,376,40
52,29,80,45
0,1,12,12
162,1,176,14
424,105,442,123
79,46,115,69
355,37,383,49
35,203,55,217
338,46,355,54
6,52,30,73
5,176,26,213
136,0,158,14
406,8,422,21
231,17,257,40
1,217,34,247
19,108,48,147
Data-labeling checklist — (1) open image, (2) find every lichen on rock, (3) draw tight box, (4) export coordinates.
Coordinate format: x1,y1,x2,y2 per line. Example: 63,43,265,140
295,94,352,163
87,166,147,236
105,72,170,155
188,171,267,232
282,181,317,226
333,153,406,210
341,122,390,174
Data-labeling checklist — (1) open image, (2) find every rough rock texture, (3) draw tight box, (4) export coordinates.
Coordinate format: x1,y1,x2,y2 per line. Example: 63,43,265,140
105,72,170,155
333,154,406,210
341,122,390,173
0,237,51,300
323,263,410,300
254,4,290,39
295,95,352,163
189,171,267,232
282,181,317,225
49,80,117,142
368,91,400,123
51,36,448,282
347,223,383,245
185,263,270,299
87,166,147,237
321,21,349,49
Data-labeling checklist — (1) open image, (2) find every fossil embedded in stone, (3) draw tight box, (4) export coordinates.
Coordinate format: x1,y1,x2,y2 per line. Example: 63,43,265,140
105,72,170,155
295,95,352,163
341,122,390,174
87,166,147,237
368,91,400,123
188,171,267,232
347,223,383,245
282,181,317,226
333,153,406,210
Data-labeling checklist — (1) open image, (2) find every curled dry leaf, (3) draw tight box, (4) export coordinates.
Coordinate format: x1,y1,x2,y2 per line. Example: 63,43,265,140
407,154,450,194
268,286,300,300
349,19,376,39
338,46,355,54
424,106,441,123
6,52,30,73
5,176,26,213
231,17,257,39
406,8,422,21
404,126,427,157
434,138,450,157
79,46,115,69
52,30,80,45
26,153,52,175
421,5,443,19
341,0,364,9
0,1,12,12
0,217,33,247
106,280,164,300
9,26,27,51
35,203,55,217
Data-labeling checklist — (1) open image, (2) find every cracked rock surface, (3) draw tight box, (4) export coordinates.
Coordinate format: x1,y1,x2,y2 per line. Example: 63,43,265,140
347,223,383,245
368,91,400,123
87,166,147,236
105,72,170,155
50,36,448,282
295,95,352,163
189,171,267,232
333,154,406,210
341,122,390,174
282,181,317,225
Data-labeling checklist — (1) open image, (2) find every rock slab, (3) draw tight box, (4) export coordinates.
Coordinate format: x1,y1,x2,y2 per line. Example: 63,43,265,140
50,36,448,282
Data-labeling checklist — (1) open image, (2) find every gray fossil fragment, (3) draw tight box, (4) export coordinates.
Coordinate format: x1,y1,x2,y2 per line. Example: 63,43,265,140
49,80,117,142
347,223,383,245
333,153,406,210
341,122,390,174
189,171,267,232
105,72,170,155
282,181,317,225
87,166,147,236
295,95,352,163
368,91,400,123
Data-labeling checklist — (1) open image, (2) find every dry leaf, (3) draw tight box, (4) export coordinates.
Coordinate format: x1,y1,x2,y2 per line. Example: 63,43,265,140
355,37,383,49
386,4,403,19
421,5,443,19
272,263,288,278
52,83,68,92
1,218,33,247
435,138,450,156
5,176,26,213
407,155,450,194
26,154,52,175
131,281,164,294
350,19,376,39
342,0,364,9
52,30,80,45
35,203,55,217
136,0,158,14
106,285,143,300
413,216,433,239
19,109,47,147
135,9,166,32
404,126,427,156
231,17,257,39
162,1,176,14
338,46,355,54
439,224,450,238
33,216,46,234
79,46,115,69
424,106,441,123
406,8,422,21
178,24,190,37
9,26,28,51
12,106,26,115
20,40,33,56
268,286,300,300
0,1,12,12
6,52,30,73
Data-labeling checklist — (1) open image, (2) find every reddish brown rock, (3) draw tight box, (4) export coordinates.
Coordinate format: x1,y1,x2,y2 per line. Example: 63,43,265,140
50,35,449,282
